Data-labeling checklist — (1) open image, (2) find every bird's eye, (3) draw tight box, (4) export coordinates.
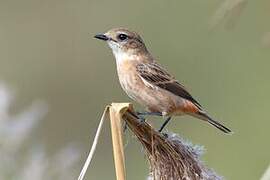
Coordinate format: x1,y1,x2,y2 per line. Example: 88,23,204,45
118,34,128,41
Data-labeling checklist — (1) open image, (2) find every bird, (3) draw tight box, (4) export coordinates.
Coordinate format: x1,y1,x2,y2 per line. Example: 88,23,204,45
94,28,232,134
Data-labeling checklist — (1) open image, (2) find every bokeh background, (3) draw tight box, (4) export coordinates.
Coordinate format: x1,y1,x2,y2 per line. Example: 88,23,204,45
0,0,270,179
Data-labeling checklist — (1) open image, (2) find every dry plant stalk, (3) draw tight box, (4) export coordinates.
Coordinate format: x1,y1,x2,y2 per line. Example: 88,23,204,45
78,103,222,180
78,106,109,180
78,103,128,180
109,103,129,180
120,105,222,180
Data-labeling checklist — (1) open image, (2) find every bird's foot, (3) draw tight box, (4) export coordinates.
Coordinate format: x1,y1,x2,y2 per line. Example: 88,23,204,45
122,121,128,133
161,132,169,138
138,116,146,123
135,112,146,123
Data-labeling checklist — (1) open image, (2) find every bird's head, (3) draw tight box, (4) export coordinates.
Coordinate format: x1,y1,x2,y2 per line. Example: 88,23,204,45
94,28,149,60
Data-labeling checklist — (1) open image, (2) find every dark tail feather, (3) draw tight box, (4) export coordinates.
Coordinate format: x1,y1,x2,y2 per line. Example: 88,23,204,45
194,111,232,134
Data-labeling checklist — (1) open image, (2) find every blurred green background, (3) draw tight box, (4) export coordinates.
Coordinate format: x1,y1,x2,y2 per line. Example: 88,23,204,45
0,0,270,179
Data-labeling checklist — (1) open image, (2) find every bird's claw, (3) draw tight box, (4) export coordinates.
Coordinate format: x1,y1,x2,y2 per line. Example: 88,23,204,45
138,116,146,123
123,121,128,133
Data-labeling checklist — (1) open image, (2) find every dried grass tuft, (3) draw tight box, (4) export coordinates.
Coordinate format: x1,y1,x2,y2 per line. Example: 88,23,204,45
78,103,223,180
123,109,222,180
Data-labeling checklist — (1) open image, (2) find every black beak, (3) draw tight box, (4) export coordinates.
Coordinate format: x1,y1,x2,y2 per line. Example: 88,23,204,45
94,34,109,41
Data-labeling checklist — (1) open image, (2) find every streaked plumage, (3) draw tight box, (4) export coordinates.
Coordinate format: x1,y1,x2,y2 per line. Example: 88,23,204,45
136,62,202,108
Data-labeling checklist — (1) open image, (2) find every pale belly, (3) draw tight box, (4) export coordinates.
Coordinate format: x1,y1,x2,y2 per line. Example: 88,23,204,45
118,72,185,116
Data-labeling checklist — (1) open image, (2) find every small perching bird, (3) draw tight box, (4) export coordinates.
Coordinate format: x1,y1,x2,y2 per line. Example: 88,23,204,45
94,28,232,134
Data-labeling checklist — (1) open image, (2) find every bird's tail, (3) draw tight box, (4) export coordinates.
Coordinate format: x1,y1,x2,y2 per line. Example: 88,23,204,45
192,111,232,134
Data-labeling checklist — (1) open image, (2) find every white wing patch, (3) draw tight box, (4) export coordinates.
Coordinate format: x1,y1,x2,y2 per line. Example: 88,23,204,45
140,75,158,90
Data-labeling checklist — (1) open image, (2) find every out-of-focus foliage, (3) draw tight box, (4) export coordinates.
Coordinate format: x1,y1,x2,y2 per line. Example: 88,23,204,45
0,0,269,179
0,84,80,180
210,0,247,29
262,32,270,47
261,164,270,180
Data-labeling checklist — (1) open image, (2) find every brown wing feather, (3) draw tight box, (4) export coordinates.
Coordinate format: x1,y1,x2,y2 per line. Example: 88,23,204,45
136,62,202,109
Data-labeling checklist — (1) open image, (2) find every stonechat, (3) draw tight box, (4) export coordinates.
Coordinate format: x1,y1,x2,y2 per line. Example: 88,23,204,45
94,28,232,134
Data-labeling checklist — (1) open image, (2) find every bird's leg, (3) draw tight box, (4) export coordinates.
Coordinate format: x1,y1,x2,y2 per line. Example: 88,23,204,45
123,121,128,133
136,111,163,116
136,111,162,123
158,116,172,132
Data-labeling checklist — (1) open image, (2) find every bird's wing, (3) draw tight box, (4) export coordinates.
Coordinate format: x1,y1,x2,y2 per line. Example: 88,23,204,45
136,62,202,108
